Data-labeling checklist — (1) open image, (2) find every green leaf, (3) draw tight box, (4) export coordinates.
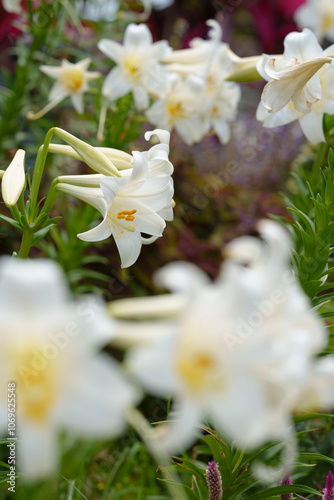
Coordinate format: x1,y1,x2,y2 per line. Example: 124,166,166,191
248,484,322,499
32,224,54,246
171,457,206,484
293,412,334,423
325,176,334,207
302,280,322,297
328,148,334,177
321,221,334,246
313,199,329,232
159,479,198,500
288,207,315,235
0,214,22,230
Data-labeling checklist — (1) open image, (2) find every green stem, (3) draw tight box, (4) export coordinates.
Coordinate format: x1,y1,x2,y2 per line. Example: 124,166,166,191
36,178,59,223
18,230,34,259
125,408,187,500
28,127,55,221
310,142,328,186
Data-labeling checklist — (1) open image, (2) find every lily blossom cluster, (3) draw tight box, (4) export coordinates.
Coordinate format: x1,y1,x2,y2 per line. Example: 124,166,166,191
98,20,241,145
148,20,241,145
110,220,333,452
55,128,174,268
0,257,137,480
294,0,334,43
256,28,334,144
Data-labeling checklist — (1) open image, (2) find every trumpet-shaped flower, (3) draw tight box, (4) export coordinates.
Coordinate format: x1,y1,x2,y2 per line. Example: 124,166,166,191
124,220,326,452
57,151,173,268
38,58,100,115
256,29,334,144
295,0,334,43
0,257,137,480
98,23,172,110
1,149,25,207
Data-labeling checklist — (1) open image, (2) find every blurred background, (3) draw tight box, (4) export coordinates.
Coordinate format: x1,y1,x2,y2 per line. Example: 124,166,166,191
0,0,309,300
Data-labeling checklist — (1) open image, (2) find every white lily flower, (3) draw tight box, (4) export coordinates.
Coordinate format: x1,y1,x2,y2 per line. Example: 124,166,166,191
295,0,334,43
58,151,173,268
125,220,326,452
98,23,172,110
1,149,25,207
257,29,334,144
147,73,208,145
28,59,100,119
0,257,137,480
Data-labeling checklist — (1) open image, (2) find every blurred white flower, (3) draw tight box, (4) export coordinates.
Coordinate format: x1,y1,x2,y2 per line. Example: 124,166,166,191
0,257,137,480
35,59,100,116
256,29,334,144
98,23,172,110
2,0,22,14
142,0,174,11
123,220,326,452
57,149,173,268
1,149,25,208
295,356,334,410
147,73,208,145
76,0,119,21
155,20,241,144
294,0,334,43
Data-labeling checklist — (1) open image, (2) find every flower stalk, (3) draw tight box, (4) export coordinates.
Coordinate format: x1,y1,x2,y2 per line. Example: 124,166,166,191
18,229,34,259
28,127,55,221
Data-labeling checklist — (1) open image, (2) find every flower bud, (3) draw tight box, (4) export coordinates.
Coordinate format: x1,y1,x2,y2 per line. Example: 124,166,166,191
1,150,25,207
53,128,121,177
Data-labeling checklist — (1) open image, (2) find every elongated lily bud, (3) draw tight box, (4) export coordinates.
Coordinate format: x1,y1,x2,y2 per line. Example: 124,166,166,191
279,474,292,500
206,461,223,500
1,149,25,207
48,143,132,170
0,170,4,179
57,174,103,188
53,128,121,177
322,471,334,500
225,49,263,82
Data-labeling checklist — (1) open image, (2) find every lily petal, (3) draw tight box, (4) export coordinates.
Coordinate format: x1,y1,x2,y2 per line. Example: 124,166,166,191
113,226,143,268
77,218,112,242
262,57,330,113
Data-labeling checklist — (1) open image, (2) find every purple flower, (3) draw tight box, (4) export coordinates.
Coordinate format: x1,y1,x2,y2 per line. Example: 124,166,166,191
279,474,292,500
323,471,334,500
206,460,223,500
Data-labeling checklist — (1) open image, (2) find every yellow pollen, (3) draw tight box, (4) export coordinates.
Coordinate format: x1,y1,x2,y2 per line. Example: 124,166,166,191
176,352,221,393
288,101,297,112
13,347,57,423
166,100,185,119
63,68,84,92
123,56,141,80
117,209,137,221
322,13,334,32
